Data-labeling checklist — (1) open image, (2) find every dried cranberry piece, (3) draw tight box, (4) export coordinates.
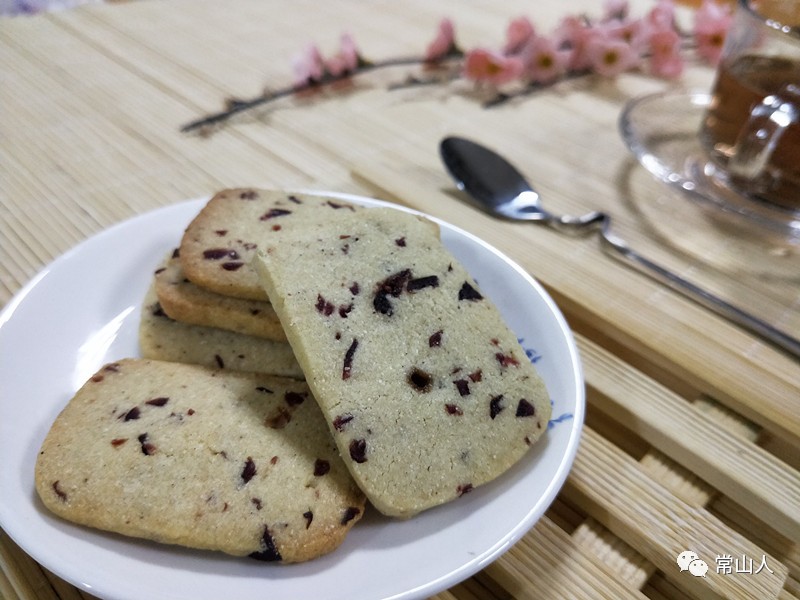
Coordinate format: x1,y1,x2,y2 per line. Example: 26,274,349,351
203,248,239,260
343,338,358,380
303,510,314,529
445,404,463,416
407,368,433,393
52,481,68,502
349,439,367,463
222,261,244,271
252,498,263,510
146,397,169,407
469,369,483,382
241,457,257,484
284,391,306,406
338,303,354,318
123,407,141,421
453,379,470,396
341,507,361,525
288,195,303,204
458,282,483,301
314,459,330,476
429,330,443,347
138,433,156,455
489,395,505,420
349,282,360,295
406,275,439,292
495,353,520,367
315,294,335,316
457,483,474,497
515,399,536,417
373,269,412,315
111,438,128,447
265,407,291,429
327,200,355,210
373,293,393,315
259,208,292,220
395,237,406,247
249,526,282,562
333,413,354,431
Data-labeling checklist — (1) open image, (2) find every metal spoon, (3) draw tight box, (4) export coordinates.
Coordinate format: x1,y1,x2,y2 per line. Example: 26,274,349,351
439,135,800,360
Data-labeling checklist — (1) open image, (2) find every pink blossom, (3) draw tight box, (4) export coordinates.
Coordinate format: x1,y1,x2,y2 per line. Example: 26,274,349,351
603,16,649,53
503,16,536,55
586,36,638,77
554,16,599,71
326,33,360,76
292,43,326,86
425,18,456,62
522,35,570,84
463,48,524,85
648,28,684,78
647,0,676,32
694,0,732,65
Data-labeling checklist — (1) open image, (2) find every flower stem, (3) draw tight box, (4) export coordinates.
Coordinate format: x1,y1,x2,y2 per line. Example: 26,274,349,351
180,54,460,134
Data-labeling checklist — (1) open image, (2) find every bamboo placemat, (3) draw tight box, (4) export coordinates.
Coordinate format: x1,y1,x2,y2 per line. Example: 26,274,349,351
1,0,799,598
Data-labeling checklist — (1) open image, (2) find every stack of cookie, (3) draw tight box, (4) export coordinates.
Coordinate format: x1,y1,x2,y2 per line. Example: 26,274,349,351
34,189,552,564
141,189,366,378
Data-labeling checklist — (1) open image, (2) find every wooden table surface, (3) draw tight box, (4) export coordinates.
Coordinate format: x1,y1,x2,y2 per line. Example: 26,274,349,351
1,1,798,598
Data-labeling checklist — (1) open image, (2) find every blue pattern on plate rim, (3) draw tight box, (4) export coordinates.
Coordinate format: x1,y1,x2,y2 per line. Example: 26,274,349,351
518,337,573,430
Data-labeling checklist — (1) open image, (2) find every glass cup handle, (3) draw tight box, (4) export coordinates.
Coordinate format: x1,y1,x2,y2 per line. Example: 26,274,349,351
728,83,799,180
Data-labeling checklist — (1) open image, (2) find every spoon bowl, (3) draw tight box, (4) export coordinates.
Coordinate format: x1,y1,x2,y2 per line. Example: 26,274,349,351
439,137,547,221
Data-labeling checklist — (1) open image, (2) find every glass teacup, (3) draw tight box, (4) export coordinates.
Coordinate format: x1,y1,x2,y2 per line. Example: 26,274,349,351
699,0,800,211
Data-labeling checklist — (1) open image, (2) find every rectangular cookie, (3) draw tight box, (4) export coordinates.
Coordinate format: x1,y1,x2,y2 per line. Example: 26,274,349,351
139,283,303,379
35,359,365,563
180,189,362,301
253,207,551,518
154,249,286,341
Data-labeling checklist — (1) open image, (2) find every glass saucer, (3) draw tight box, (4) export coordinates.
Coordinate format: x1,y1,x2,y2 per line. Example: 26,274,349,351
619,90,800,236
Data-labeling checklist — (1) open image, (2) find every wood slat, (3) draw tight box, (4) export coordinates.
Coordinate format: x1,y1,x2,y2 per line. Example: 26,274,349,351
579,335,800,542
563,427,788,599
486,516,650,599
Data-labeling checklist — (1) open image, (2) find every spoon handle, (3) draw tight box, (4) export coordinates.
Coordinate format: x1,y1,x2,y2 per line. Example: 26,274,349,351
599,227,800,359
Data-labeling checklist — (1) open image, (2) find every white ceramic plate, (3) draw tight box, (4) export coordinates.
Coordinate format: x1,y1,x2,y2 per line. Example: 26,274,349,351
0,193,584,600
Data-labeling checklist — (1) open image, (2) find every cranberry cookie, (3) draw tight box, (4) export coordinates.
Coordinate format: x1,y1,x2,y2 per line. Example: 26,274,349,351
154,249,286,341
180,189,362,301
253,207,551,517
139,283,302,379
35,359,364,562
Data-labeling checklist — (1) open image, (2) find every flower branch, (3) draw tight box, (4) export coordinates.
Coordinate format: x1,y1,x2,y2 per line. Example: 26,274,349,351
180,0,732,135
